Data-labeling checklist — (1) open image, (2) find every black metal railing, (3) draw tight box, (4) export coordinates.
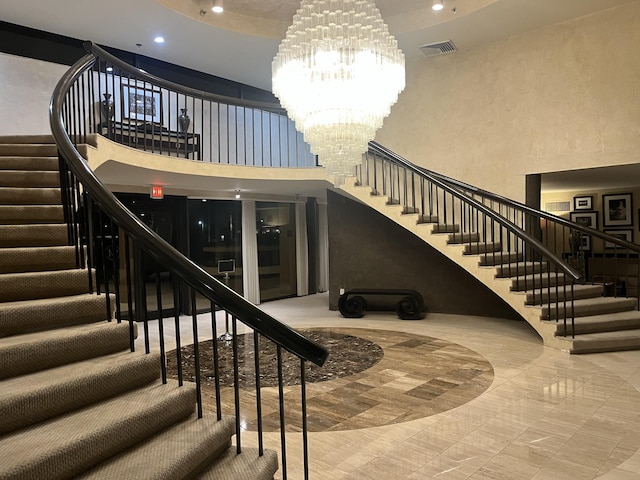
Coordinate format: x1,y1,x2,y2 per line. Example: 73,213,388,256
415,156,640,308
361,142,586,333
73,41,317,168
363,141,640,327
51,48,328,480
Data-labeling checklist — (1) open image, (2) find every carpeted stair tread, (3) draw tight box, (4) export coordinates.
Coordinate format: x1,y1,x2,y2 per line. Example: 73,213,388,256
0,269,91,302
542,296,638,320
432,224,459,234
402,206,420,215
447,232,480,244
0,135,55,145
0,205,64,225
495,261,548,278
0,187,61,205
563,328,640,354
478,252,524,266
0,223,68,247
0,350,161,435
510,273,568,291
0,380,197,480
0,293,113,337
0,171,60,188
545,310,640,336
463,242,502,255
0,135,97,148
0,246,77,273
0,144,59,157
417,214,439,224
525,283,604,305
0,321,132,379
197,447,279,480
0,156,59,171
79,416,236,480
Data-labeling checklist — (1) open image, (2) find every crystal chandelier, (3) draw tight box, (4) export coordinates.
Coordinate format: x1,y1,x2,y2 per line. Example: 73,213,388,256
272,0,405,184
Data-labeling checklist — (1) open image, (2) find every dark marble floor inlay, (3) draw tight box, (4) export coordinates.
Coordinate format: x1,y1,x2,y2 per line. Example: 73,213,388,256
166,329,384,388
167,328,494,432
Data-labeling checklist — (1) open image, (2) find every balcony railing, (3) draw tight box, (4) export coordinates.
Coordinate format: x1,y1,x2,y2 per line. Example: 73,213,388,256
73,42,317,169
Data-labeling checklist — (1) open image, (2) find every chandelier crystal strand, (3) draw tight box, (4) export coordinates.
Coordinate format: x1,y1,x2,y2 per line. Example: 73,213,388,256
273,0,405,185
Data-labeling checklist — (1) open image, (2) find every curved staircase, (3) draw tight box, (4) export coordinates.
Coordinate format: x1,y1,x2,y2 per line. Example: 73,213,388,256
0,137,278,480
338,179,640,354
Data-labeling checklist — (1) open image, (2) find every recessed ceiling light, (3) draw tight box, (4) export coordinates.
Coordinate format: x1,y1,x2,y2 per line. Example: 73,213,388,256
432,1,444,11
154,36,165,44
212,0,223,13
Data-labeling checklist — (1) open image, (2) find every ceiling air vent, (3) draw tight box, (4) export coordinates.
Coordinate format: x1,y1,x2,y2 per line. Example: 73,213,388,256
419,40,458,57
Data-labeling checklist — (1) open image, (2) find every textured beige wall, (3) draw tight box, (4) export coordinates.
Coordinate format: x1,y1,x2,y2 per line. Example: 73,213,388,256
0,53,68,135
376,2,640,202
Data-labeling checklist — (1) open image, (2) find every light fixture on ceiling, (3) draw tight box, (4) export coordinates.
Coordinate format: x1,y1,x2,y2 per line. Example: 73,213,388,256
212,0,223,13
235,190,241,199
272,0,405,185
432,0,444,11
153,36,165,44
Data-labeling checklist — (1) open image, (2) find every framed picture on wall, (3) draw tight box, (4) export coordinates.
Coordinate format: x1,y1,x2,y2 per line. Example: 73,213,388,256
121,81,162,124
570,211,597,229
604,229,633,248
603,193,633,227
573,195,593,211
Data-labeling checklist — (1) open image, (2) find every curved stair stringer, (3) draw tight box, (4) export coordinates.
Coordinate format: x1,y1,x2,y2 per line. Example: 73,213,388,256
337,182,571,351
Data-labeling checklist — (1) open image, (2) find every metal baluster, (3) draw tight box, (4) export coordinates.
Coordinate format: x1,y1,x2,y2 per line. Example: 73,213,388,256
232,316,242,452
98,208,111,320
253,331,264,456
110,221,122,323
133,245,150,354
301,359,310,480
124,235,135,351
191,290,203,418
277,345,288,479
210,302,222,420
173,276,183,385
155,262,167,383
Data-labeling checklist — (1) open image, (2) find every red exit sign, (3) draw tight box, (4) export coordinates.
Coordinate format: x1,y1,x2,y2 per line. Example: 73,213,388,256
150,185,164,199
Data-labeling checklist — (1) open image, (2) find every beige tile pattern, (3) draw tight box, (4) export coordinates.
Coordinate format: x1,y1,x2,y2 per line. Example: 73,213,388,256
138,293,640,479
203,328,493,432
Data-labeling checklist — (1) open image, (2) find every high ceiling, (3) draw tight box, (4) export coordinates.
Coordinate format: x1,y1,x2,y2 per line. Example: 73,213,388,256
2,0,636,91
3,0,638,195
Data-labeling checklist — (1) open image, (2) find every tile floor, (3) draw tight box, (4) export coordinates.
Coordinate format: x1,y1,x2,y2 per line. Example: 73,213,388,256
138,293,640,480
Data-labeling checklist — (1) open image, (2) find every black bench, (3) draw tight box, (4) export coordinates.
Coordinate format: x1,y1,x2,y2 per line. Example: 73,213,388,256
338,289,425,320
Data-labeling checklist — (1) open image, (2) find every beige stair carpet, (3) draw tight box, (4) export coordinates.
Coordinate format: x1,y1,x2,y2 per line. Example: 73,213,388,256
0,138,278,479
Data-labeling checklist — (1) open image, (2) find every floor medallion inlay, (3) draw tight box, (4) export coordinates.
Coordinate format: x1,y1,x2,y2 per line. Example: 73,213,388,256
168,328,494,432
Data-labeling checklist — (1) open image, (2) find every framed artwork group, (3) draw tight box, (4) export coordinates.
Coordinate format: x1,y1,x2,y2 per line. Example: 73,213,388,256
570,192,634,251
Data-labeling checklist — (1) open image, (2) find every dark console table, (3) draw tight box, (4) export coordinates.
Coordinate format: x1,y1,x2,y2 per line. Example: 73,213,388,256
100,121,201,160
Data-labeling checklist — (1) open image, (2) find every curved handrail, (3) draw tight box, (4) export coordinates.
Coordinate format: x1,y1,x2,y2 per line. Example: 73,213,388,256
50,51,328,367
367,142,582,281
390,144,640,253
84,42,285,114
